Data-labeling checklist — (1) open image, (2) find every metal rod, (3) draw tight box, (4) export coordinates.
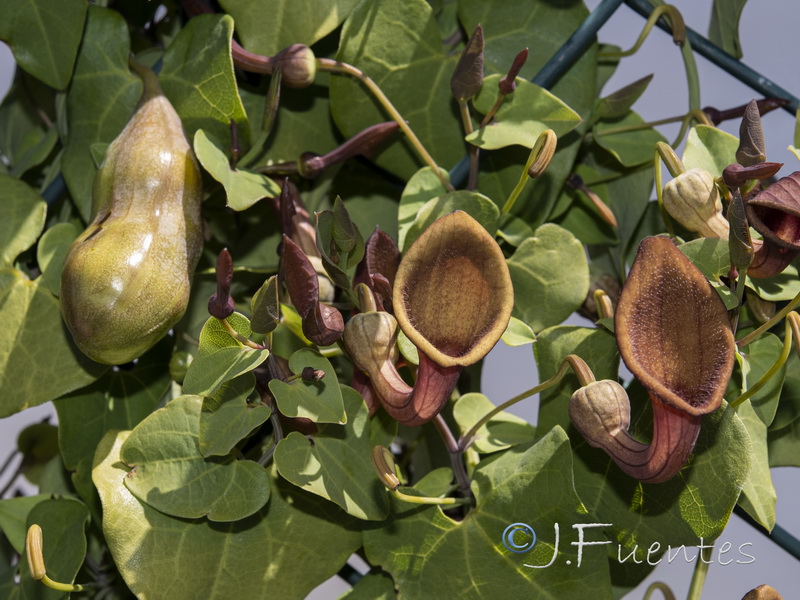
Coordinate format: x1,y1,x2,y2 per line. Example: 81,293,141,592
733,505,800,563
448,0,625,188
623,0,799,115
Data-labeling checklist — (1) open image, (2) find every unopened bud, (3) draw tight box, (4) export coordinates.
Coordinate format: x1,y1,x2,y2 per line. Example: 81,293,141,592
723,162,783,189
741,584,783,600
737,99,767,166
526,129,557,178
662,168,729,238
372,445,401,490
274,44,316,88
208,248,235,319
26,524,46,581
499,48,529,95
297,121,399,179
451,25,484,102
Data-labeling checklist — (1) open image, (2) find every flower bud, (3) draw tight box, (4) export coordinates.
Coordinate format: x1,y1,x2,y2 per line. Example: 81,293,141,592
343,311,400,375
372,445,400,490
208,248,235,319
737,99,767,167
569,380,631,449
274,44,316,88
499,48,528,95
741,584,783,600
26,524,46,581
662,168,729,238
451,25,484,102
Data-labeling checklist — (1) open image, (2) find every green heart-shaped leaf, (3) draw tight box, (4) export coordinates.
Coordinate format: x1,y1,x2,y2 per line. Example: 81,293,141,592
121,395,271,522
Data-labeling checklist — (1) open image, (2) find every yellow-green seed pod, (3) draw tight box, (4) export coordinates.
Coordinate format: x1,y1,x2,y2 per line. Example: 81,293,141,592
663,168,729,238
60,64,203,365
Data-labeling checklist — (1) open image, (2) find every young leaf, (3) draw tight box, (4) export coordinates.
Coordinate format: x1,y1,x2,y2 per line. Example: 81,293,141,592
708,0,748,59
450,25,484,103
183,312,269,396
251,275,281,334
315,196,365,286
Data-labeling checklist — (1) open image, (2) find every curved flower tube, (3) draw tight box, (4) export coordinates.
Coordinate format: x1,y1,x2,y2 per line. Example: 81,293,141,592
570,236,735,482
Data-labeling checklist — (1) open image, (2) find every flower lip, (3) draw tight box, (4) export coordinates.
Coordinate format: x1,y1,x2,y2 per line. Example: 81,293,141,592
392,210,514,368
614,236,734,416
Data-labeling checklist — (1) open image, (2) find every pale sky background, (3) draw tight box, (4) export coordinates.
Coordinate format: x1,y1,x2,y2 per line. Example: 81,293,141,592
1,1,799,598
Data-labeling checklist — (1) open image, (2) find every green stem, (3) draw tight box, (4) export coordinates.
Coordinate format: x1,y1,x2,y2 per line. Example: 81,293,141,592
457,100,479,190
479,92,507,128
730,269,748,333
391,488,472,506
458,355,593,451
40,574,84,593
673,26,702,146
221,318,264,350
257,443,276,467
500,161,531,217
500,131,555,217
686,544,713,600
737,290,800,348
596,114,684,137
731,317,792,409
598,5,683,58
316,58,454,192
654,147,677,239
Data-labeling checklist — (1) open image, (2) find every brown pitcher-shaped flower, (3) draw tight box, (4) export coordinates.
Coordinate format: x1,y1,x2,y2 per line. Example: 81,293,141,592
344,210,513,426
569,236,735,483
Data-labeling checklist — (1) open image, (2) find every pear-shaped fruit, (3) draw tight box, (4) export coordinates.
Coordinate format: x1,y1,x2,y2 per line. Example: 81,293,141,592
60,64,203,365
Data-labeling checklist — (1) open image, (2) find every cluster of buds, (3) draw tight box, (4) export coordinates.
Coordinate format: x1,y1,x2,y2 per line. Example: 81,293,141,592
661,99,800,280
